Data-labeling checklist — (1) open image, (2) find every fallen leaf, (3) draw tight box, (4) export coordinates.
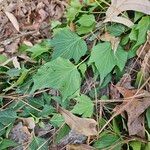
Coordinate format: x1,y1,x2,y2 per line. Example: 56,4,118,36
114,74,150,137
55,129,86,149
104,0,150,27
22,117,35,130
5,11,20,32
12,56,21,69
137,31,150,91
58,107,97,136
66,144,95,150
9,122,32,149
100,32,120,52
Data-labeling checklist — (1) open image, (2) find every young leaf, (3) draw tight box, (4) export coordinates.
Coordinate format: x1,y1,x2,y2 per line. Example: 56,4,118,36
89,42,127,82
51,29,87,63
66,0,82,21
72,94,94,117
26,40,51,58
77,14,95,26
31,57,81,100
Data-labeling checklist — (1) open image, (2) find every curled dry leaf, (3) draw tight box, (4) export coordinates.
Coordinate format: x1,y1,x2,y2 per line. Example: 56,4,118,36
100,32,120,52
5,11,20,32
22,117,35,130
114,74,150,137
12,56,21,69
58,107,97,136
104,0,150,27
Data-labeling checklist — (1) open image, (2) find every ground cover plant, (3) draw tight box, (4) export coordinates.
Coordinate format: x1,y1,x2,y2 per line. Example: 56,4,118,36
0,0,150,149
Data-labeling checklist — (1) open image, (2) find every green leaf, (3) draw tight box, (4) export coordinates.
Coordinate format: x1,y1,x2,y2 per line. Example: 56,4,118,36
51,29,87,63
0,54,7,64
50,114,64,127
145,131,150,150
130,141,141,150
132,16,150,50
72,94,94,117
40,105,55,117
66,0,82,21
115,46,128,71
0,139,18,150
26,40,51,58
134,12,144,23
0,123,5,136
93,134,121,149
29,137,48,150
89,42,127,82
129,27,138,41
107,24,126,36
77,14,95,26
31,57,81,100
76,24,95,35
55,124,70,143
146,108,150,129
0,109,17,125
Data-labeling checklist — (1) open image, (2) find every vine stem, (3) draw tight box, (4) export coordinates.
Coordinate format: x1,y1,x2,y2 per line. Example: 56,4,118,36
76,55,89,68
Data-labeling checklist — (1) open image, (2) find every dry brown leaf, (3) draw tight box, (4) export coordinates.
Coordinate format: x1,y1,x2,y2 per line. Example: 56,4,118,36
9,122,32,149
114,74,150,137
104,0,150,27
66,144,95,150
5,11,20,32
59,107,97,136
137,31,150,91
22,117,35,130
12,56,21,69
100,32,120,52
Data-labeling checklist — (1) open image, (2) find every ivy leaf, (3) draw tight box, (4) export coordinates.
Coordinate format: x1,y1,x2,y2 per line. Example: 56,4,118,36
89,42,127,82
31,57,81,100
51,29,87,63
77,14,95,27
71,94,94,117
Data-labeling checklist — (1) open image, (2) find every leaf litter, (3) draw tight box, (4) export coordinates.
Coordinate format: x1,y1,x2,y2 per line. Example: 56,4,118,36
0,0,150,149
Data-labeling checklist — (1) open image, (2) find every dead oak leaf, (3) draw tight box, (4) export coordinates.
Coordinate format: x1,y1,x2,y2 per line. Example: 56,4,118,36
115,85,150,137
58,107,97,136
104,0,150,27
